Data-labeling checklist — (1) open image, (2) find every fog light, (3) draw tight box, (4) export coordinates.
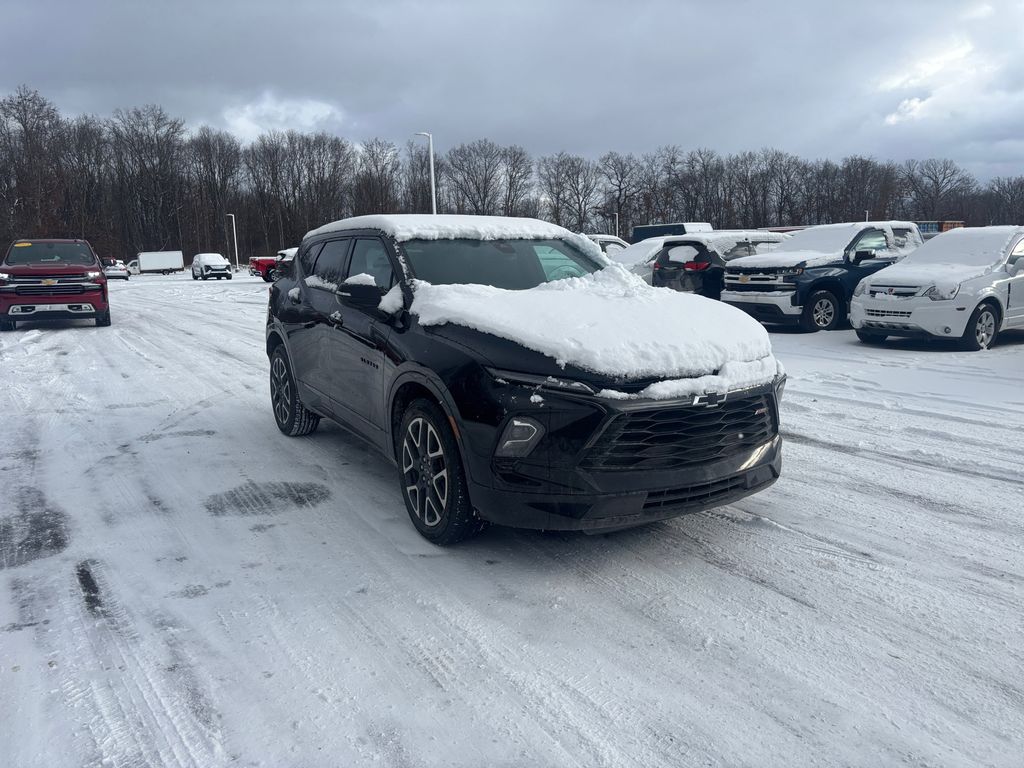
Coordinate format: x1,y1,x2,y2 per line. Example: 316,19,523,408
495,417,545,458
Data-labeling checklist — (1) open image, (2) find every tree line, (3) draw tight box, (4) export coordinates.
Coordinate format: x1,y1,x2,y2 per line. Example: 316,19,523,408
2,86,1022,261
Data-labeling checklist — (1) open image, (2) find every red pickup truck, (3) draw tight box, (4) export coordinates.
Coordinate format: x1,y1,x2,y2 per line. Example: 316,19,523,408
249,248,297,282
0,239,110,330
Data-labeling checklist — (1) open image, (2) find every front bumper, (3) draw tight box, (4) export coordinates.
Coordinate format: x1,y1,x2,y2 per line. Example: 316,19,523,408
470,436,781,531
721,289,801,323
458,378,783,532
1,284,108,319
850,297,970,338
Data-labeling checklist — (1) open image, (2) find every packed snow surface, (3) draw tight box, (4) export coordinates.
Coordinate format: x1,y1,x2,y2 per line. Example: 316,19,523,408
411,266,775,382
2,273,1023,768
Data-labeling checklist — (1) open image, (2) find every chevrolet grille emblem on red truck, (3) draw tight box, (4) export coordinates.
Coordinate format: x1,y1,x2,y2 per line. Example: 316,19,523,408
42,279,57,285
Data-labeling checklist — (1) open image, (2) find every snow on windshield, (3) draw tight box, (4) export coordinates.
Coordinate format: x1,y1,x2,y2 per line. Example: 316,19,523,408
901,226,1020,267
410,265,776,388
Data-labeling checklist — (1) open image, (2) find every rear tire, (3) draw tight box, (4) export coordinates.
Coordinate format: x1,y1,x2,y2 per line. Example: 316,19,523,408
397,399,484,545
201,274,208,281
800,290,841,332
95,311,111,327
961,302,999,350
856,330,887,344
270,347,320,436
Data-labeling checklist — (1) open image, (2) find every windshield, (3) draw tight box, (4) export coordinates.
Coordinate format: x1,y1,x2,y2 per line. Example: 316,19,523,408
775,225,861,254
5,241,96,266
402,238,601,289
900,228,1015,267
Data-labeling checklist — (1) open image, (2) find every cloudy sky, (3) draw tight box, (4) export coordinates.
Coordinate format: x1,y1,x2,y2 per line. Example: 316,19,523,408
3,0,1023,177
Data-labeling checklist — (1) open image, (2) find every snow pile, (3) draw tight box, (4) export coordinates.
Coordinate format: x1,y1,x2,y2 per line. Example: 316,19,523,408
344,273,377,286
410,265,776,385
287,286,300,301
378,284,404,313
304,275,338,291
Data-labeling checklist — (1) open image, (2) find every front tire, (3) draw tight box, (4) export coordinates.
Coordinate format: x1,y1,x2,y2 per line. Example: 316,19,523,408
95,311,111,327
0,318,15,331
398,399,483,545
192,272,198,280
856,329,887,344
961,302,999,350
270,347,320,436
800,290,841,332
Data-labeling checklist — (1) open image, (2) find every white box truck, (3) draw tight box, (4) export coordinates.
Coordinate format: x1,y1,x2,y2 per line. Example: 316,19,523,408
128,251,184,275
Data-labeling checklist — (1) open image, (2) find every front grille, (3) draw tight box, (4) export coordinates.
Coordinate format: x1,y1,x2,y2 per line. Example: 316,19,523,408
8,273,87,282
582,394,775,472
15,284,87,296
643,474,748,511
865,308,912,318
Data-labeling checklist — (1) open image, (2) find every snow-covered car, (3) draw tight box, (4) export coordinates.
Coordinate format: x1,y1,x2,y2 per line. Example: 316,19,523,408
100,257,130,280
612,231,789,299
721,221,923,331
851,225,1024,350
585,234,630,254
266,214,785,544
191,252,233,280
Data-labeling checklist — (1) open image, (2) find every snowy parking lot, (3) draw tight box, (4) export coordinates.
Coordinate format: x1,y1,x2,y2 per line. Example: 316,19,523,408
1,273,1022,767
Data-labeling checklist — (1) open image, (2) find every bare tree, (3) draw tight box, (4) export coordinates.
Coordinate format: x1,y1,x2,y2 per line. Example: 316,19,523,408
445,139,503,215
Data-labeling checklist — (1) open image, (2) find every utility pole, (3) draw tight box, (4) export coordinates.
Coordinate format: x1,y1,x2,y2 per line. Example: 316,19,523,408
227,213,240,271
414,132,437,214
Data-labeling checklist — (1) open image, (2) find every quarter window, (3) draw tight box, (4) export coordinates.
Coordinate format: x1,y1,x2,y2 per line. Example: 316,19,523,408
300,242,324,275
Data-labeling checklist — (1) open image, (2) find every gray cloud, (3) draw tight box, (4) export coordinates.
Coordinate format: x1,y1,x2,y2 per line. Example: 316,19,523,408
3,0,1023,177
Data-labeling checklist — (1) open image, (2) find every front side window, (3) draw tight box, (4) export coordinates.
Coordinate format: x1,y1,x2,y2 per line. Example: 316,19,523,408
4,241,95,266
347,238,395,290
402,238,600,289
311,239,350,287
1008,238,1024,266
851,230,889,256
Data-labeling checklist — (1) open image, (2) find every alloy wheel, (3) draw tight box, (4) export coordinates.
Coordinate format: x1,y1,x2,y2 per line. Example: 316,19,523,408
812,298,835,328
401,417,449,527
975,309,996,348
270,355,292,426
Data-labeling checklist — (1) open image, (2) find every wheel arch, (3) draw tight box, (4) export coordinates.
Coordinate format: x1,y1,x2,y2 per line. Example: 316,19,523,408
387,369,467,468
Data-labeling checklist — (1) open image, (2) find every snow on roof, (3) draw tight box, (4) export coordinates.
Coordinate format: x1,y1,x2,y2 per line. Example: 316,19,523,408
410,265,777,388
305,214,573,243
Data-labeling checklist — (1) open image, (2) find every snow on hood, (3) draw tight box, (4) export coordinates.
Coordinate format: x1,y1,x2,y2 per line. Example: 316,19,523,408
866,261,995,289
409,265,777,389
728,250,839,269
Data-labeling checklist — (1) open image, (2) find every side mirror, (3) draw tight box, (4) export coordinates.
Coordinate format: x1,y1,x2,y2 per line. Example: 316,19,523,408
336,282,383,309
852,249,875,263
1007,261,1024,277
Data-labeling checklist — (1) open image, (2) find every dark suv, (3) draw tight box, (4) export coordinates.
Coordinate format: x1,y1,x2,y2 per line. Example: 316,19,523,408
266,215,784,544
1,239,110,330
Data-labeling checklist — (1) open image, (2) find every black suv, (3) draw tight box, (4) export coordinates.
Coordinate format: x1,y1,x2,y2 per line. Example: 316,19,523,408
266,215,784,544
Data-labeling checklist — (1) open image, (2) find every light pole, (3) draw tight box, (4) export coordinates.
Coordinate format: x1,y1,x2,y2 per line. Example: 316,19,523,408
226,213,239,271
414,132,437,215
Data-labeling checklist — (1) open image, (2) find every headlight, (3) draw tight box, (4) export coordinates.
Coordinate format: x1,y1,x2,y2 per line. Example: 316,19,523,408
779,267,804,276
0,271,11,282
853,281,867,297
85,270,102,279
923,284,959,301
486,367,595,395
774,374,787,402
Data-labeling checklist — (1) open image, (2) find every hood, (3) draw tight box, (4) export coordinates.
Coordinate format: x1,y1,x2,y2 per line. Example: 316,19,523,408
409,266,777,391
865,260,996,290
727,250,840,270
1,262,99,274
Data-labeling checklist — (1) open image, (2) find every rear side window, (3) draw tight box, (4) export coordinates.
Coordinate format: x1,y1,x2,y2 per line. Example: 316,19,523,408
299,242,324,275
5,241,95,266
347,239,395,290
311,239,350,286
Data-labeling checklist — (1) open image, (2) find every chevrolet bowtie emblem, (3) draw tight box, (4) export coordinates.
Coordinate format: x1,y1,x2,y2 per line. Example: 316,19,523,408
692,392,726,407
